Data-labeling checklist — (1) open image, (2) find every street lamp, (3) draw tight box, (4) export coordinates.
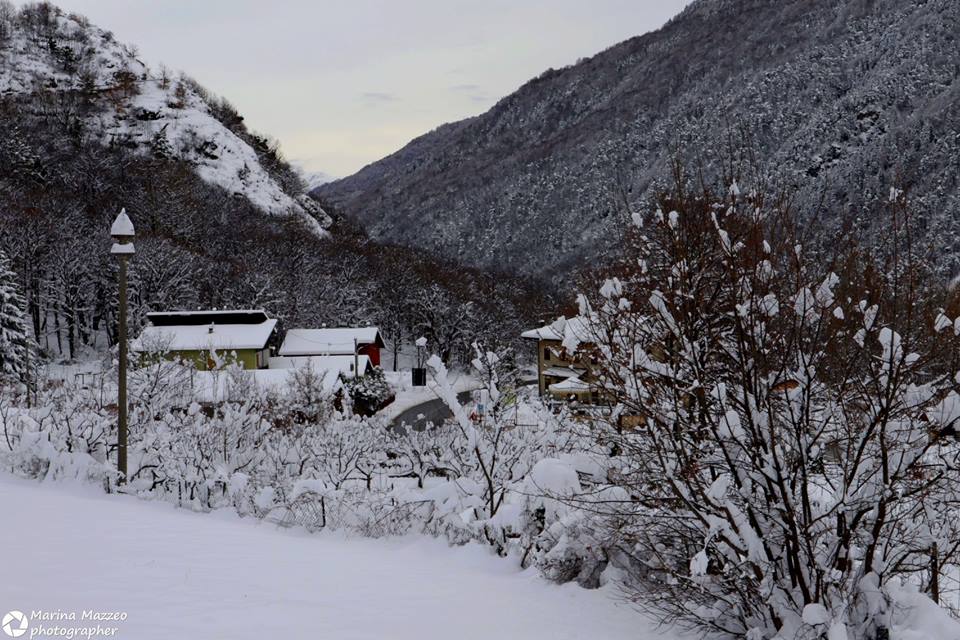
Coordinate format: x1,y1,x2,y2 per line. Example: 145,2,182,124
110,208,135,485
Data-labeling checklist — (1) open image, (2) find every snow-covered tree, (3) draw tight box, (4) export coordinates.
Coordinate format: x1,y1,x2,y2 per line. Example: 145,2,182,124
413,284,476,364
575,177,960,639
430,347,554,519
0,249,32,383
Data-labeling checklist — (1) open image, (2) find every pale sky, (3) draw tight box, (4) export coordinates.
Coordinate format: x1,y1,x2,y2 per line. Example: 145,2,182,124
30,1,692,178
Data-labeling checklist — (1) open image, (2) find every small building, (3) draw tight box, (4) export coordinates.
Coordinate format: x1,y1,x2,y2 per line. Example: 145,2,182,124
278,327,385,367
191,367,343,405
132,309,278,371
521,316,599,403
268,354,372,378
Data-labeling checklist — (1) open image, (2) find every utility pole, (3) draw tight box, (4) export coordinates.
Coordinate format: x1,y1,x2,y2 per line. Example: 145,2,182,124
24,285,31,409
110,209,135,485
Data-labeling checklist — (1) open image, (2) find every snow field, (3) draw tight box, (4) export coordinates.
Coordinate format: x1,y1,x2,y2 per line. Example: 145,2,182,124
0,475,672,640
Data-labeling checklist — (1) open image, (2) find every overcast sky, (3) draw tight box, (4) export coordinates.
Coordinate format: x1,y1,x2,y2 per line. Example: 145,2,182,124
29,1,691,178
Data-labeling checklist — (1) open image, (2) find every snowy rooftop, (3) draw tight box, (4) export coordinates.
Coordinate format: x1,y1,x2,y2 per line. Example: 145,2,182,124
521,316,596,343
548,376,593,393
279,328,384,356
133,318,277,352
269,355,372,378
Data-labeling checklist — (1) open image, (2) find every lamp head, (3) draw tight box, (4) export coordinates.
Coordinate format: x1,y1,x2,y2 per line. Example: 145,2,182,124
110,208,136,256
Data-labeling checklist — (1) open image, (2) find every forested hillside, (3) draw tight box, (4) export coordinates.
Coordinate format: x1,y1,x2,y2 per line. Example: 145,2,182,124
0,2,551,364
317,0,960,280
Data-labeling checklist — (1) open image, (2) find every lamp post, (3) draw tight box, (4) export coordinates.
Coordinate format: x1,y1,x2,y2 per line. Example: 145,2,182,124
110,208,135,485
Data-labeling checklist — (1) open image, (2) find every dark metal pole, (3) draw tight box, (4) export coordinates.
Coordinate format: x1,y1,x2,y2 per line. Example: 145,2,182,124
118,254,128,484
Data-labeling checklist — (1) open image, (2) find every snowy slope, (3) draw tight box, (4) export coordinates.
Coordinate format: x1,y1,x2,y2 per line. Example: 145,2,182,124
0,475,670,640
296,166,338,191
318,0,960,277
0,10,327,234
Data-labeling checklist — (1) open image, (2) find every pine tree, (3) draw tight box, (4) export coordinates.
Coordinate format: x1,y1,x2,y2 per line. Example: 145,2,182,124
0,250,32,382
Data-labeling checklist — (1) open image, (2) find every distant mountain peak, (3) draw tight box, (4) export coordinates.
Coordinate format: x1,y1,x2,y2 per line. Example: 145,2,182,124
294,166,337,191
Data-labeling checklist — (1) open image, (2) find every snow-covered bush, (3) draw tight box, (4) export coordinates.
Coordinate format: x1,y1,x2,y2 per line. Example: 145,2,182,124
128,337,194,419
0,380,113,482
426,345,584,554
128,399,270,509
342,366,392,416
264,362,338,428
572,178,960,638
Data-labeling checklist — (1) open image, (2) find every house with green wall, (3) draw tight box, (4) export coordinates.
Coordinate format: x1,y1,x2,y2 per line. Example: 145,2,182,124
132,309,278,370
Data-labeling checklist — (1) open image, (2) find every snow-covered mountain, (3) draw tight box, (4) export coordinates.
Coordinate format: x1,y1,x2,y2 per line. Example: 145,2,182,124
0,7,330,234
295,166,338,191
317,0,960,279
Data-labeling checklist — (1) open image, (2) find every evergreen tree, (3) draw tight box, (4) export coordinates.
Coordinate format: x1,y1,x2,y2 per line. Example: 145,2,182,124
0,249,31,382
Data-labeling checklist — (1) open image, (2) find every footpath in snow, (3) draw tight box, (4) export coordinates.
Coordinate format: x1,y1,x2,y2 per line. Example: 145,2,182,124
0,475,668,640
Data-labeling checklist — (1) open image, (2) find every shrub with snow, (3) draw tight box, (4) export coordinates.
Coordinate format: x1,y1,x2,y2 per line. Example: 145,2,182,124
571,174,960,638
342,366,392,416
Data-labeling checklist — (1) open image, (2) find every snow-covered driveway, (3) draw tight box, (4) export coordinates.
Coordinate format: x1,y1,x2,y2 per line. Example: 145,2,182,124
0,476,667,640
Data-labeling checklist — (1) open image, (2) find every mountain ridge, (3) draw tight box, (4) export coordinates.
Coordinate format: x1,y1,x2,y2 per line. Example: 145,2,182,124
317,0,960,279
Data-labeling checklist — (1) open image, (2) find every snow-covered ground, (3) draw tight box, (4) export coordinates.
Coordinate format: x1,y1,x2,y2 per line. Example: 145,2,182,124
0,475,669,640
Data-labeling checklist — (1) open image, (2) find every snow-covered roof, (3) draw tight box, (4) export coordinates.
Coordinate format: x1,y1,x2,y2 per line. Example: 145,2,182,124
191,368,342,404
548,376,593,393
521,325,562,340
133,318,277,352
522,316,596,343
279,328,384,356
268,355,371,378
